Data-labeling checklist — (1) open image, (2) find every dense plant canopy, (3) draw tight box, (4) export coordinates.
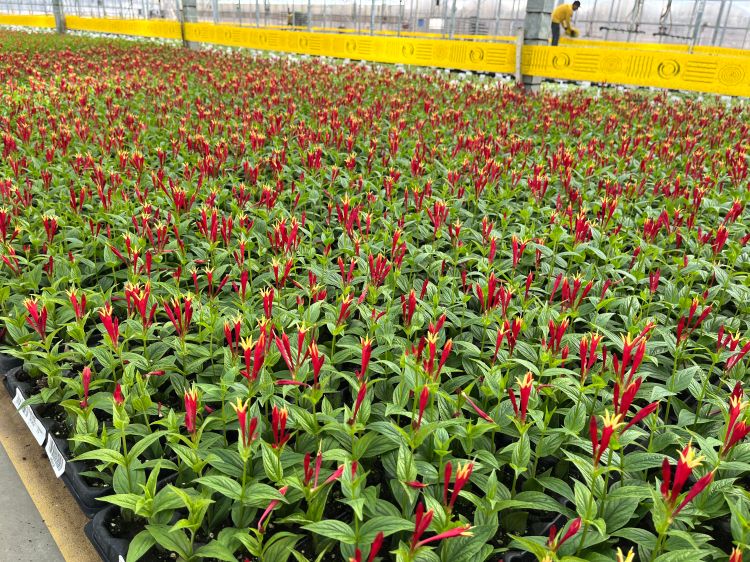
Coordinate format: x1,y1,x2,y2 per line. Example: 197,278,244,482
1,31,749,562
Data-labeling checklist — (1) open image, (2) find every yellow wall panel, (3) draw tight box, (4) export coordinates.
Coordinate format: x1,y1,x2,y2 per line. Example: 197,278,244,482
0,14,56,28
2,16,749,97
65,16,181,39
184,23,517,74
522,45,750,97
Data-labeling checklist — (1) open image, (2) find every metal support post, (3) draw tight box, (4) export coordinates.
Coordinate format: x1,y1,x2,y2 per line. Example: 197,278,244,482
448,0,456,37
181,0,198,48
52,0,66,33
308,0,312,29
212,0,219,23
398,0,404,36
691,0,707,49
255,0,259,26
521,0,554,92
370,0,375,34
514,26,523,82
492,0,501,37
717,0,732,46
473,0,481,34
712,0,728,45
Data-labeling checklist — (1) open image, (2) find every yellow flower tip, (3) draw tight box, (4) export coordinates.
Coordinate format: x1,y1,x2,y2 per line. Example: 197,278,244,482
616,547,635,562
602,410,625,430
231,397,247,414
240,336,255,351
680,443,705,469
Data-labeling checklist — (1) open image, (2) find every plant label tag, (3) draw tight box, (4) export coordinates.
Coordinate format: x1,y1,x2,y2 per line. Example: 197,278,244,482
118,557,125,562
18,404,46,446
45,437,66,478
12,388,24,409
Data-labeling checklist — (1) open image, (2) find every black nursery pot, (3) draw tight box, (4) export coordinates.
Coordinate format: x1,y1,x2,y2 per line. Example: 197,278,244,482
0,352,22,375
85,505,130,562
3,365,30,399
41,427,111,518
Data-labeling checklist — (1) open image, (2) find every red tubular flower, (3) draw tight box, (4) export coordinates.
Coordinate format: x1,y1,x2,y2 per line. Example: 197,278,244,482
24,297,47,338
410,501,472,552
368,253,391,287
240,333,266,381
315,461,358,491
508,372,534,424
366,532,384,562
512,235,528,269
42,214,58,243
271,405,290,448
676,298,711,344
579,333,602,383
231,398,257,448
721,382,749,457
337,293,355,326
649,269,661,294
257,485,288,532
113,382,124,406
444,461,473,511
415,385,429,429
308,340,324,387
99,303,120,349
357,336,373,380
164,294,193,338
68,287,87,320
612,333,648,386
224,316,242,356
544,318,569,355
184,386,199,436
460,391,494,423
661,443,714,519
261,287,274,318
349,382,368,425
730,547,743,562
410,502,434,552
80,366,92,408
727,341,750,372
547,518,582,552
590,411,624,467
401,289,417,327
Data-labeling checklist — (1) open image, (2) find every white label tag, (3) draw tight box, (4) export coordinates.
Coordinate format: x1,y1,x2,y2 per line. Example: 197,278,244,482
18,405,47,446
118,557,126,562
14,390,46,445
12,388,24,409
44,437,66,478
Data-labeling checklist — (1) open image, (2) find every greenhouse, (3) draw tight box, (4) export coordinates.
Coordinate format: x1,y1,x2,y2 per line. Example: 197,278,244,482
0,1,748,561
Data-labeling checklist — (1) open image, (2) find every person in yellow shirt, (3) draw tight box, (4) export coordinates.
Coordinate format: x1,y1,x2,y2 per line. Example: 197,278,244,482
551,1,580,46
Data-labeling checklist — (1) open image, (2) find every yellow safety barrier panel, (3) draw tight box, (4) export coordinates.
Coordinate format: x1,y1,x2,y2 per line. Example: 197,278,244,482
522,45,750,97
1,15,750,96
184,22,517,74
0,14,55,28
65,16,181,39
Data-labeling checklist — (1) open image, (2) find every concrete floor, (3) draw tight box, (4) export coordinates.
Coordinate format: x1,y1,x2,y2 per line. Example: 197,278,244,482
0,391,99,562
0,441,64,562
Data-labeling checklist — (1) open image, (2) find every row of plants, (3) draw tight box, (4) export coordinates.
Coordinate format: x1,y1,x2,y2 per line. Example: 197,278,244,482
1,29,749,562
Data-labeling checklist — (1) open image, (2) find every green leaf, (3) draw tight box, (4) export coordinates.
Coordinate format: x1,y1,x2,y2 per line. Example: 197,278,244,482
194,540,237,561
359,516,414,542
653,550,708,562
146,524,191,559
261,442,284,482
196,475,243,500
511,432,531,475
126,530,156,562
302,520,356,544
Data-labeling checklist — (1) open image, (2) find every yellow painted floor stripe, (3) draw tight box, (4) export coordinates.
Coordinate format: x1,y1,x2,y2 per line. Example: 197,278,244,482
0,391,100,562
